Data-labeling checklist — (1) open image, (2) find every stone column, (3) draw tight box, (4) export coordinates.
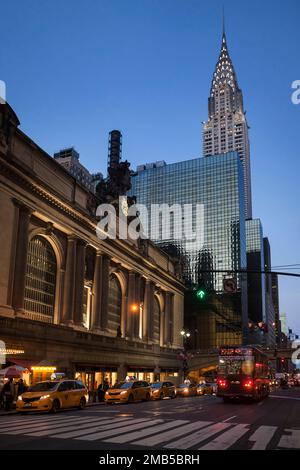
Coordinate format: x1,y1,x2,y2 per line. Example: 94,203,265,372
143,280,155,341
169,293,174,345
164,292,171,345
62,236,77,325
126,271,136,338
134,273,141,338
100,255,110,330
74,240,86,326
91,251,102,330
11,201,32,314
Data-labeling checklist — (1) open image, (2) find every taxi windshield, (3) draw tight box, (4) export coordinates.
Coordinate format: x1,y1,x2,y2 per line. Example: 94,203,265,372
113,382,133,389
151,383,162,389
179,384,189,388
28,381,58,392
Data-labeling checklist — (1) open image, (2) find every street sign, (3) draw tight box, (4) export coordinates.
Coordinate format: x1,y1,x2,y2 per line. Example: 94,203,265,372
223,278,237,293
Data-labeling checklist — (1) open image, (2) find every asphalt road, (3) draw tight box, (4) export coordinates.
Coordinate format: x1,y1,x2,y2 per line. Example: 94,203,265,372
1,388,300,450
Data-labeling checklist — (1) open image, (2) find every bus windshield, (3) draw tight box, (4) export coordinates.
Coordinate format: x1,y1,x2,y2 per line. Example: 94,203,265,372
218,357,254,376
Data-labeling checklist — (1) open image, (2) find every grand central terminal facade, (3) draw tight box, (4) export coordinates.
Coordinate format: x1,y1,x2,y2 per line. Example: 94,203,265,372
0,102,185,388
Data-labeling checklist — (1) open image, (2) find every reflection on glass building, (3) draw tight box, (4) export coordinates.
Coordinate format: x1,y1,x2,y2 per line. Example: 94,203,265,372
130,151,248,348
246,219,266,324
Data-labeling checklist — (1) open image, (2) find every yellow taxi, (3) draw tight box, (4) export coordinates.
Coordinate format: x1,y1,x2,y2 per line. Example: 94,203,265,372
16,379,89,413
176,383,198,397
150,381,176,400
105,380,151,404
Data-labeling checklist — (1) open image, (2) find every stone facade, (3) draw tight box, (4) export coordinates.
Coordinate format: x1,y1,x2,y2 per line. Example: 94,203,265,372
0,102,184,383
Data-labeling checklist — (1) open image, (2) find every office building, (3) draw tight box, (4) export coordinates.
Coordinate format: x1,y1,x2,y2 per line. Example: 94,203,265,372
203,30,252,219
130,151,248,348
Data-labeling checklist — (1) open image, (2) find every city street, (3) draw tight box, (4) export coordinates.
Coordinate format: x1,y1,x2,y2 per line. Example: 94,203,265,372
1,389,300,451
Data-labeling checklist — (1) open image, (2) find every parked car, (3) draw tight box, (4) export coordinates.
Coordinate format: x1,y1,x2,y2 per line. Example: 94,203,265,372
16,379,88,413
105,380,151,404
150,381,176,400
176,383,197,397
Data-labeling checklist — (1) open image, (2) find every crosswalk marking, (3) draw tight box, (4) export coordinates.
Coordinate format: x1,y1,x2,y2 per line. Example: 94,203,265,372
1,414,300,450
249,426,277,450
26,417,132,437
2,416,112,435
199,424,249,450
104,420,189,444
278,429,300,449
50,418,148,439
0,415,83,433
164,422,231,449
0,414,79,429
131,420,210,447
76,419,164,441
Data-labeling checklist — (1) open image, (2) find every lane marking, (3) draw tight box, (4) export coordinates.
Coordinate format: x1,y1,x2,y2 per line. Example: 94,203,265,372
223,416,237,422
164,422,231,449
249,426,277,450
76,419,164,441
104,420,188,444
132,421,211,447
270,395,300,401
278,429,300,449
199,424,249,450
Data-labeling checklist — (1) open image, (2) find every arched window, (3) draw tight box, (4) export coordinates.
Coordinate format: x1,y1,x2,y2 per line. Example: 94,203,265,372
153,296,161,343
24,235,57,322
107,274,122,334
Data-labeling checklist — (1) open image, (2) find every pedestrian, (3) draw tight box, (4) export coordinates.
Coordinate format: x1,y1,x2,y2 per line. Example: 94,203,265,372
103,378,109,392
2,378,14,411
17,379,27,396
97,383,105,402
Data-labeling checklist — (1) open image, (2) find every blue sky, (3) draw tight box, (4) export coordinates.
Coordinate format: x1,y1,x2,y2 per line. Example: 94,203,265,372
1,0,299,332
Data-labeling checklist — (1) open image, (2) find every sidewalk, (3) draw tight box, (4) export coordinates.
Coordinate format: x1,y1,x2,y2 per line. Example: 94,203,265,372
0,400,106,417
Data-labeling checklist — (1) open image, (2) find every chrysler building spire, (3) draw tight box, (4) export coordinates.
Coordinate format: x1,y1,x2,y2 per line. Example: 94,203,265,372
203,26,252,219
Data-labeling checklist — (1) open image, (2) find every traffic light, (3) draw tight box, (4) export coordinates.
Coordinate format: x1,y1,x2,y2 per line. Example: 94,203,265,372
196,289,206,300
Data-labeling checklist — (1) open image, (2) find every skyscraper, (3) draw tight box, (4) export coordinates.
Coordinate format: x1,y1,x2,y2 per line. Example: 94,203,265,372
203,30,252,219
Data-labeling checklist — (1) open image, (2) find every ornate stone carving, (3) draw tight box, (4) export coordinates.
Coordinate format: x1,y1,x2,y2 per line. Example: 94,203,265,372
0,103,20,153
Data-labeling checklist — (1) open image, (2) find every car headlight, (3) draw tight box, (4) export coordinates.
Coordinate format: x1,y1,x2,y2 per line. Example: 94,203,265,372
40,394,50,400
184,388,188,392
17,395,23,401
120,391,127,395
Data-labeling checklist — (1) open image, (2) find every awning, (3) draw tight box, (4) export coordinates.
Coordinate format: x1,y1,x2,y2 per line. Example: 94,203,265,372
0,365,27,378
9,359,37,369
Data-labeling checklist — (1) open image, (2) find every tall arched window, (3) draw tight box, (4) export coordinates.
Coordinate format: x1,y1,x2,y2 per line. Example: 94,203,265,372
24,235,57,322
153,296,161,343
107,274,122,334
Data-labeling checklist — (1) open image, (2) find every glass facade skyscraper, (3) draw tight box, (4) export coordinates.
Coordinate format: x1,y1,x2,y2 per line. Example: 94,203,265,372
130,151,248,348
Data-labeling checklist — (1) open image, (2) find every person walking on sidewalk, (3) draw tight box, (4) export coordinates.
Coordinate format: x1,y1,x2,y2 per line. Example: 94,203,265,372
3,378,15,411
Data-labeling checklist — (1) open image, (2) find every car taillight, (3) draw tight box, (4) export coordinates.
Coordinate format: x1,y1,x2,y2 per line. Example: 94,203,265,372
243,379,254,389
218,379,227,388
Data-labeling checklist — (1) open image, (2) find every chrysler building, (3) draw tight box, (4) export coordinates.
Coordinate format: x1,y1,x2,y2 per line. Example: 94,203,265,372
203,30,252,219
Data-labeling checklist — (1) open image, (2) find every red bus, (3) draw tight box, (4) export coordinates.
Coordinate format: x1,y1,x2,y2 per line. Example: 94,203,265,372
217,345,270,402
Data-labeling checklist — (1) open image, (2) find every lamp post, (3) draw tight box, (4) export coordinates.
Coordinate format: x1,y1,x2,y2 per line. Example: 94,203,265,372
179,330,191,379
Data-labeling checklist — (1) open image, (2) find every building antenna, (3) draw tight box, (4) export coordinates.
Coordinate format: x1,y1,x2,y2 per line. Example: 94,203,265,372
222,5,226,37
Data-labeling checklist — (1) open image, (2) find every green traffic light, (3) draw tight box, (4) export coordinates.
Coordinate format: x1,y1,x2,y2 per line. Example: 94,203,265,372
196,289,206,300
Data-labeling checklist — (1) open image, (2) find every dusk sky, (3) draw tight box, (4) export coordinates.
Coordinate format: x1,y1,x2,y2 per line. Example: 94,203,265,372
1,0,299,332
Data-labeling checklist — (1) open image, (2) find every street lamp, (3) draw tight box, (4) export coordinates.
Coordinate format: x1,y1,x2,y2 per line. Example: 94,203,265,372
130,303,139,313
